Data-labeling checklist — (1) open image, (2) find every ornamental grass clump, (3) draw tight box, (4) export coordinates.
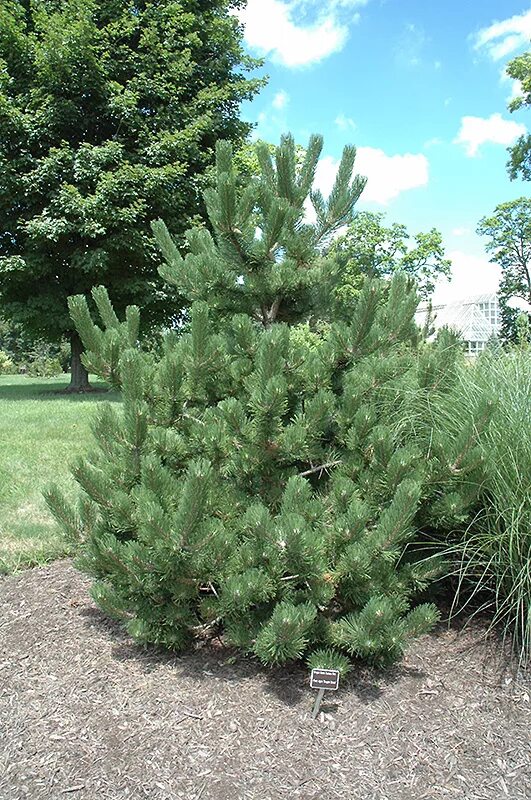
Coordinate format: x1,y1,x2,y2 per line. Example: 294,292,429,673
432,347,531,664
47,134,492,671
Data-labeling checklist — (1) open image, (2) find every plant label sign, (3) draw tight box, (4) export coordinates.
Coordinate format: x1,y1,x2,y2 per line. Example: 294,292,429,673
310,668,340,719
310,668,340,691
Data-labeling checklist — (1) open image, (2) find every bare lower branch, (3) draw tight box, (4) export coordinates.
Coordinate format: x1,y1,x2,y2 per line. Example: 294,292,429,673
298,460,341,477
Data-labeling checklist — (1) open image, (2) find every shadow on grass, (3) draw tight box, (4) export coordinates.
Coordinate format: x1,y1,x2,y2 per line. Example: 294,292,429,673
0,378,120,402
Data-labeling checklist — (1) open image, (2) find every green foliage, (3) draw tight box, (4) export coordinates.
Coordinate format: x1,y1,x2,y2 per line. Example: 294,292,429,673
516,311,531,345
0,350,15,374
331,598,439,666
50,134,491,671
322,211,451,318
26,354,62,378
0,317,33,364
307,648,351,677
477,198,531,343
505,49,531,180
0,315,70,373
68,287,141,389
425,348,531,663
0,0,264,352
151,133,366,326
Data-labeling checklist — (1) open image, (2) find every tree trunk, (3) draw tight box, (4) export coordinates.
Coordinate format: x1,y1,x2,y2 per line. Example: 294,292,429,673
67,331,90,392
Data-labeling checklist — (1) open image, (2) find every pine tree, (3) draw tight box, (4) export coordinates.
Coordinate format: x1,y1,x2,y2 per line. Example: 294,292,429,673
48,134,492,671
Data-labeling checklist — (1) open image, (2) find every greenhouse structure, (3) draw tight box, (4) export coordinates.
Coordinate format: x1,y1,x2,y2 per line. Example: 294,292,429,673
416,293,501,356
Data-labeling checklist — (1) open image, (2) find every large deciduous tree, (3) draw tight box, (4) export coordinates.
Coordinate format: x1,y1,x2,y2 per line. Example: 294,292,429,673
322,211,451,319
477,198,531,343
0,0,263,390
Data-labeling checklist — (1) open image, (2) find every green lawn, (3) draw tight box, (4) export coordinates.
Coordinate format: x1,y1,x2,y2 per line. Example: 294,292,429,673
0,375,120,573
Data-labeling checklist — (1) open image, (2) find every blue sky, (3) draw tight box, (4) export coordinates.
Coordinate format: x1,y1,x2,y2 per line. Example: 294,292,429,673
235,1,531,302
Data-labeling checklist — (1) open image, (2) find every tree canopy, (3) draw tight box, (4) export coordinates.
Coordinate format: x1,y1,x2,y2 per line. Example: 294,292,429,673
505,48,531,180
477,197,531,342
0,0,264,388
322,211,451,319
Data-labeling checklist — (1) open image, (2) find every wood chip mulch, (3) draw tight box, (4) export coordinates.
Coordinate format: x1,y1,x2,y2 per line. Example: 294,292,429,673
0,560,529,800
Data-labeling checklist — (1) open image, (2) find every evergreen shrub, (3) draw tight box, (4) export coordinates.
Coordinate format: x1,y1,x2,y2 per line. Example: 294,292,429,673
48,135,492,670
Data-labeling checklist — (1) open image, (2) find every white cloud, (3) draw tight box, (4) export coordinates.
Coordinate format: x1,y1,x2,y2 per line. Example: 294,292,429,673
272,90,289,110
311,147,429,207
508,78,524,103
506,296,531,313
234,0,365,68
251,91,290,140
454,112,526,157
335,113,357,132
432,251,501,305
451,227,471,237
356,148,429,204
474,10,531,61
327,0,369,7
394,22,427,68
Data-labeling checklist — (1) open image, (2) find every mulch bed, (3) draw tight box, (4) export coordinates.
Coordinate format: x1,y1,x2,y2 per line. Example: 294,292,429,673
0,562,529,800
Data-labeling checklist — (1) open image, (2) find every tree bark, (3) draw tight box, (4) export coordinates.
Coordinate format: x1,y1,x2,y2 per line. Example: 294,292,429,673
67,331,90,392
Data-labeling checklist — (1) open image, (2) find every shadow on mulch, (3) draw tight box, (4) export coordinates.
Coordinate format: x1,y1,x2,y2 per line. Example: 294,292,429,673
79,588,524,701
2,560,530,800
79,604,433,709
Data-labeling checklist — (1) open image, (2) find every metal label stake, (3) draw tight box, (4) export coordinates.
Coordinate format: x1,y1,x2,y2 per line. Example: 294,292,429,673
311,687,326,719
309,668,340,719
